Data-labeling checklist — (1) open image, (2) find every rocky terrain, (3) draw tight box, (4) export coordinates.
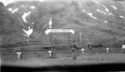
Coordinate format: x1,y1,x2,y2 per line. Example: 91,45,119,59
1,0,125,47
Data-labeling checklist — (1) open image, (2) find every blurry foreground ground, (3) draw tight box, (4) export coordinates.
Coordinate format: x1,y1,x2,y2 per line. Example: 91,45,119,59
1,47,125,67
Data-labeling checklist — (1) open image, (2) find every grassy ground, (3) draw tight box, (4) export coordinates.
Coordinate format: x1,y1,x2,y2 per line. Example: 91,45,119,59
1,47,125,67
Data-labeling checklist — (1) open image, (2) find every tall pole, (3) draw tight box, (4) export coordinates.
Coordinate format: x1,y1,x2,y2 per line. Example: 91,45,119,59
48,17,53,57
50,33,53,51
80,32,82,43
68,33,71,50
50,33,53,58
28,36,29,45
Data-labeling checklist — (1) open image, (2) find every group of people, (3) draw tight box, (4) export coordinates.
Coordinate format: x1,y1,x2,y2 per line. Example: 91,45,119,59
71,40,93,59
71,40,92,52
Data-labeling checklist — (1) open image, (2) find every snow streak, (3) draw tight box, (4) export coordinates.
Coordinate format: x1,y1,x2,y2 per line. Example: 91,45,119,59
22,11,31,23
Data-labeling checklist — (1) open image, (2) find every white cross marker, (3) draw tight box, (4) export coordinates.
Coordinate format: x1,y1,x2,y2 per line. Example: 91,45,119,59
81,48,84,54
106,48,109,53
48,50,52,57
122,45,125,53
16,52,21,59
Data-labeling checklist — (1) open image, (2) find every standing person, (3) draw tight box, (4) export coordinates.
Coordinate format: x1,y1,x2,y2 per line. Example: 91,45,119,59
71,40,79,60
88,42,93,55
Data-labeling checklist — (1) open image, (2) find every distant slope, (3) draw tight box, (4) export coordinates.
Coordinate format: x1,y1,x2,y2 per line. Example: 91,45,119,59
1,0,125,47
0,2,25,45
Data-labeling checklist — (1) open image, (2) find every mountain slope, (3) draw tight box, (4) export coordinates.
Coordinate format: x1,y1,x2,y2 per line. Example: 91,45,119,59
1,0,125,47
0,2,25,45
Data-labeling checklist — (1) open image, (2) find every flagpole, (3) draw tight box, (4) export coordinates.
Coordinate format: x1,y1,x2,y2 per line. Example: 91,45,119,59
49,18,53,58
80,32,82,43
68,33,71,50
50,33,53,51
28,37,29,45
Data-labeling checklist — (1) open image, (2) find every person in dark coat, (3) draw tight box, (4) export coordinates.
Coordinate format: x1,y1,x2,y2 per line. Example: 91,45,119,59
71,41,78,51
71,40,79,60
88,42,93,55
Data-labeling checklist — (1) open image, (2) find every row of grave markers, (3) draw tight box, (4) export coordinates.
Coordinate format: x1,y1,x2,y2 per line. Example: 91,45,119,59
16,27,125,59
16,46,125,59
81,46,125,54
17,16,125,59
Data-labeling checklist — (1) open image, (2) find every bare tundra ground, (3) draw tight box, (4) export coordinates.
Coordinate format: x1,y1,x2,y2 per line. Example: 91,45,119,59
1,51,125,67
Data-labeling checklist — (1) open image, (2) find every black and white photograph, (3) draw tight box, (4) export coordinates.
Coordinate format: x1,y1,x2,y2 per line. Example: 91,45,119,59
0,0,125,72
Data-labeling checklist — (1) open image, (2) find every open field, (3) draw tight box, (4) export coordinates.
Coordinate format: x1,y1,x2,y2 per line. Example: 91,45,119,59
1,46,125,67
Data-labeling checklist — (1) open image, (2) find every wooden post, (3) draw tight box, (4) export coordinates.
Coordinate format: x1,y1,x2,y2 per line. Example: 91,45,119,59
50,33,53,58
99,47,100,54
28,36,29,45
68,33,71,50
117,47,118,53
80,32,82,43
21,47,23,59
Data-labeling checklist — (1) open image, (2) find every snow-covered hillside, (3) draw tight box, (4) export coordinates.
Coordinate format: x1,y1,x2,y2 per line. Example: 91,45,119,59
1,0,125,47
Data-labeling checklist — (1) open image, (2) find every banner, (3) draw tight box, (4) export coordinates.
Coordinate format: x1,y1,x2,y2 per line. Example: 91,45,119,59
45,29,75,34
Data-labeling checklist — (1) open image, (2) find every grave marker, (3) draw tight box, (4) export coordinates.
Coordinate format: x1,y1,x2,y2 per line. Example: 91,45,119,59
81,48,84,54
106,48,109,53
122,45,125,53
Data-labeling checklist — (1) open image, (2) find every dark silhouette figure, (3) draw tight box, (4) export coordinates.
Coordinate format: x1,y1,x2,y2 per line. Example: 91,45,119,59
71,41,79,51
71,40,79,60
88,43,93,55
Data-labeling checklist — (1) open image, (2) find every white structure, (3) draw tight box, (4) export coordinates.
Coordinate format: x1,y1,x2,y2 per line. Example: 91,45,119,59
45,29,75,34
122,45,125,53
81,48,84,54
48,18,53,28
48,50,52,57
122,45,125,49
106,48,109,53
45,28,75,57
16,52,21,59
22,27,33,45
45,18,75,57
45,29,75,49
